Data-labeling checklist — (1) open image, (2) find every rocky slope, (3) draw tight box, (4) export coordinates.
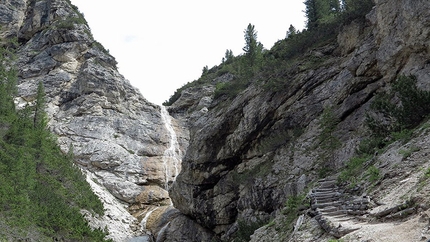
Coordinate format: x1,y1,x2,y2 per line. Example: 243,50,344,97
0,0,188,241
167,0,430,241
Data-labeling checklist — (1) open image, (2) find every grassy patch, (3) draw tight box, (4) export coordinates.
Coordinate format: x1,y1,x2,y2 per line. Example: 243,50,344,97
365,165,380,183
281,194,307,232
398,145,420,159
338,155,371,184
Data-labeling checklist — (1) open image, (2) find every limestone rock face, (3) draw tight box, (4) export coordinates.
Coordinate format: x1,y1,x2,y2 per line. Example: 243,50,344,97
0,0,185,240
169,0,430,240
0,0,27,40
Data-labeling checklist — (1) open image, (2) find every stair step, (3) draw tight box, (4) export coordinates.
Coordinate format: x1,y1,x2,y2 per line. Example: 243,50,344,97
314,197,339,203
347,210,369,216
313,187,337,192
322,210,348,216
311,193,342,200
312,201,342,209
311,190,340,196
328,217,354,222
318,206,339,212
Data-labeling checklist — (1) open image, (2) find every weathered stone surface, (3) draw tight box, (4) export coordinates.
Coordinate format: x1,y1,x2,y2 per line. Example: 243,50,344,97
169,0,430,240
0,0,27,40
0,0,188,240
155,212,217,242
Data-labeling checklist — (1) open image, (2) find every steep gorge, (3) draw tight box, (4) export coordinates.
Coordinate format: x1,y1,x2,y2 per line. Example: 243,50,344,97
2,0,430,241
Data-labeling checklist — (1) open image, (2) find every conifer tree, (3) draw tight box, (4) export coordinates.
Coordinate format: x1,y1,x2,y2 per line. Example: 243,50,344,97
202,65,209,76
304,0,319,29
222,49,234,64
286,24,298,38
243,23,258,67
305,0,341,29
0,44,17,121
242,23,263,74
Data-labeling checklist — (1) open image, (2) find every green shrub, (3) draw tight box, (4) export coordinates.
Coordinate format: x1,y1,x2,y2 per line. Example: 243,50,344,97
281,194,306,232
356,136,386,156
424,167,430,179
398,146,420,159
367,75,430,137
366,165,380,183
234,219,265,242
319,107,340,150
56,17,87,30
338,155,370,184
213,78,249,99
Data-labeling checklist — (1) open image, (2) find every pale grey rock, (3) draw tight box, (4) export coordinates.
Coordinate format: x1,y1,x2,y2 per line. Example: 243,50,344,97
83,171,142,242
2,0,185,241
128,236,151,242
0,0,27,39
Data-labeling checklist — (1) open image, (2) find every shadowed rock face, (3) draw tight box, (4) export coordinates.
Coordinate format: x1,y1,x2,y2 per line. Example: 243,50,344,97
169,0,430,240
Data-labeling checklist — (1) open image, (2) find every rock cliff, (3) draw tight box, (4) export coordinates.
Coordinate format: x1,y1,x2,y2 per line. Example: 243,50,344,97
168,0,430,241
0,0,187,241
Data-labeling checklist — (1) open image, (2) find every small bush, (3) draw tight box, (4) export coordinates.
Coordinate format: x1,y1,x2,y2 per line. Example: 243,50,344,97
367,75,430,136
398,146,420,159
281,194,306,232
56,17,87,30
319,107,340,150
234,219,265,242
214,78,249,99
366,165,380,183
356,136,386,156
338,156,370,184
424,167,430,179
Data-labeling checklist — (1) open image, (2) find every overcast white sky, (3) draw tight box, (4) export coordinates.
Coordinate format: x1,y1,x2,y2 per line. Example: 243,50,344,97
71,0,306,105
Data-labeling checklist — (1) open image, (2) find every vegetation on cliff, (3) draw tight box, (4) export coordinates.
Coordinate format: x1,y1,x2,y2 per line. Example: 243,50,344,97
339,75,430,185
0,42,110,241
163,0,374,106
167,0,430,240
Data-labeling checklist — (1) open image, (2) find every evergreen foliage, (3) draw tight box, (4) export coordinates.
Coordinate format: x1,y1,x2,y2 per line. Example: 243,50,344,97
366,75,430,137
319,107,341,150
340,75,430,186
305,0,341,29
0,44,109,241
163,0,375,105
242,23,263,73
286,24,297,39
234,219,266,242
222,49,234,64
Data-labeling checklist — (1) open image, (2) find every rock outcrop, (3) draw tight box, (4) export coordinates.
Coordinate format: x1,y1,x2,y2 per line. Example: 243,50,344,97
1,0,187,241
168,0,430,241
